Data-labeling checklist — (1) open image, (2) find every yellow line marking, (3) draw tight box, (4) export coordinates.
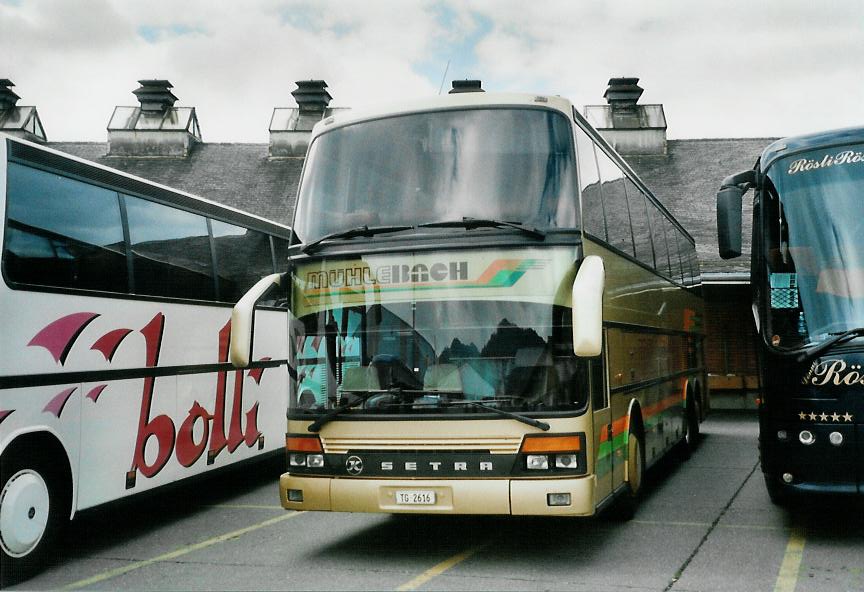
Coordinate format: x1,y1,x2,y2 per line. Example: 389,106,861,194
633,519,712,528
63,511,305,590
397,544,486,591
774,525,806,592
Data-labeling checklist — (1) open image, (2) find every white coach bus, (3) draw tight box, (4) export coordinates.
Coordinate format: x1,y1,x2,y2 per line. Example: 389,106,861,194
0,134,290,583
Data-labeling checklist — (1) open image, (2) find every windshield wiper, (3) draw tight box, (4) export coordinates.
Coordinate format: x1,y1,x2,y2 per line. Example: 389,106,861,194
302,224,413,254
444,399,550,431
306,391,384,432
796,327,864,363
418,217,545,240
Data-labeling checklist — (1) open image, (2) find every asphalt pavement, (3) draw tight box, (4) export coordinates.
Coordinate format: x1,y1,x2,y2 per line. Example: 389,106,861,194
10,411,864,591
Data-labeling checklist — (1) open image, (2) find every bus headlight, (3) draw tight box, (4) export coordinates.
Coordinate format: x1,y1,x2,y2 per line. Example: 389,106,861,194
286,434,325,470
777,430,788,442
829,432,844,446
555,454,579,469
519,434,586,474
526,455,549,470
799,430,815,445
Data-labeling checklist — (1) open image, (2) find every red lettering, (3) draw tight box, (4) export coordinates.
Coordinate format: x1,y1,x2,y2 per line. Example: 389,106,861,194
129,316,265,485
131,314,175,479
176,402,212,467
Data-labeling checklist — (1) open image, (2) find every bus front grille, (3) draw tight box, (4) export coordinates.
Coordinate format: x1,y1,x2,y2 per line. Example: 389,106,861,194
321,437,522,455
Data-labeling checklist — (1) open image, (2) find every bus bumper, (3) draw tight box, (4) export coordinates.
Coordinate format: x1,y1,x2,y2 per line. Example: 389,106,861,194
761,421,862,496
280,474,597,516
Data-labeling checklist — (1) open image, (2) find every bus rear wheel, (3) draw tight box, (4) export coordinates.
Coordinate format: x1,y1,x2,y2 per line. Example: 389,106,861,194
0,452,68,586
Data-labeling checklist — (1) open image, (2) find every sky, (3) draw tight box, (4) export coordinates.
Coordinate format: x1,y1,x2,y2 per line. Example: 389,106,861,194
1,0,862,143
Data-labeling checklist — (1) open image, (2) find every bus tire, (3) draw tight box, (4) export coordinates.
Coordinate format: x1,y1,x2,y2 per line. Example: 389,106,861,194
615,431,645,521
763,473,789,507
685,395,701,451
0,448,70,586
677,395,701,461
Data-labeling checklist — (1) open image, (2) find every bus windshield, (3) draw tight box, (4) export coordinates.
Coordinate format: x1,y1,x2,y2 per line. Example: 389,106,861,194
292,108,578,244
765,143,864,348
292,299,589,417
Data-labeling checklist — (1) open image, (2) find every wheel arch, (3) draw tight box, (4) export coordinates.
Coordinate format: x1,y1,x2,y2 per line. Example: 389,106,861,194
625,398,644,441
1,428,75,520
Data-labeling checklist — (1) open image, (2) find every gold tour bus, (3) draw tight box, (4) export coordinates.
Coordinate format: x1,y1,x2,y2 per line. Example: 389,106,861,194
230,82,707,519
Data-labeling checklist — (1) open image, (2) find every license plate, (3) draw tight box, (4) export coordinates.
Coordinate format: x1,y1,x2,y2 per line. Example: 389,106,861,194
395,490,436,505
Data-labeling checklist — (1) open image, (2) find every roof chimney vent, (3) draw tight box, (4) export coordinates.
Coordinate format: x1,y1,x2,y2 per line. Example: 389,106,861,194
0,79,21,111
291,80,332,113
132,79,179,113
270,79,348,158
604,77,643,114
449,80,484,94
0,79,47,143
584,76,667,155
107,79,201,157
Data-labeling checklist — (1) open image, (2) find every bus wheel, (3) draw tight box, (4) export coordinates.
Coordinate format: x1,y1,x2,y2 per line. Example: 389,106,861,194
0,452,69,586
615,432,645,521
685,396,701,451
677,396,701,461
763,473,788,507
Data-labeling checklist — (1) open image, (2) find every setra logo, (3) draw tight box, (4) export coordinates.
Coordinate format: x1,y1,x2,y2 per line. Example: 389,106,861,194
346,455,364,475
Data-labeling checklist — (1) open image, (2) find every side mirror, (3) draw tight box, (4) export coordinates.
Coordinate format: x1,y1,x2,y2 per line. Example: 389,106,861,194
572,256,604,357
717,186,743,259
716,169,756,260
230,273,284,367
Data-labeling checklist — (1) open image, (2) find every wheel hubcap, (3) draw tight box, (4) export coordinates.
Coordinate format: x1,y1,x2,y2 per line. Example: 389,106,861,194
0,470,50,557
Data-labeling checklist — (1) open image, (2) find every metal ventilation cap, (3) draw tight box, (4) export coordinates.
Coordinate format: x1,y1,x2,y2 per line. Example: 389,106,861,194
604,77,643,111
449,80,484,94
133,79,179,113
292,80,333,113
0,79,21,111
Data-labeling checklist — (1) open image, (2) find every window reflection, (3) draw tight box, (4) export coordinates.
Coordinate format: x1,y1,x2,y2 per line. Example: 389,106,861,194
293,301,588,414
4,163,128,292
294,109,578,244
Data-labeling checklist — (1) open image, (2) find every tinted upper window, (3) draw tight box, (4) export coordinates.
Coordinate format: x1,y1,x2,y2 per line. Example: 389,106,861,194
595,148,634,256
3,163,128,292
125,195,216,300
575,127,606,242
212,220,275,303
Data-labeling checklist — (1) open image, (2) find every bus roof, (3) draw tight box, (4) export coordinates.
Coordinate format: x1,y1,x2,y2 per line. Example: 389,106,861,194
761,125,864,172
308,92,575,141
1,132,293,239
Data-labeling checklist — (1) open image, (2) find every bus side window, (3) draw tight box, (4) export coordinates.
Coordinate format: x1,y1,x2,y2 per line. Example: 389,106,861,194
626,180,655,269
574,127,605,241
211,220,275,303
4,163,128,293
124,195,216,301
595,148,635,257
647,203,671,279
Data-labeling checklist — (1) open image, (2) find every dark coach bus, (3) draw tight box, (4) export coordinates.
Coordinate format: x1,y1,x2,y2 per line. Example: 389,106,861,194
717,126,864,502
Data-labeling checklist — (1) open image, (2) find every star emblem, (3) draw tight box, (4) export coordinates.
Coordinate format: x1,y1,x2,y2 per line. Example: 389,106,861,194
799,412,808,420
831,412,840,422
819,413,829,422
809,412,818,421
843,412,853,422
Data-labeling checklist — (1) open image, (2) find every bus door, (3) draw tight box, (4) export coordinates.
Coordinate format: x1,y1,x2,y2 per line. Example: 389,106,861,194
591,336,612,502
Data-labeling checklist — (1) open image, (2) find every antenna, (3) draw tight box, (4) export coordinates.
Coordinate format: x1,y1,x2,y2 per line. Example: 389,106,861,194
437,60,451,95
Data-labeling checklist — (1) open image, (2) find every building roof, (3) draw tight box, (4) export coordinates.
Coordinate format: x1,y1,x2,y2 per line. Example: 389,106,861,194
48,142,302,226
47,134,775,277
626,137,776,276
